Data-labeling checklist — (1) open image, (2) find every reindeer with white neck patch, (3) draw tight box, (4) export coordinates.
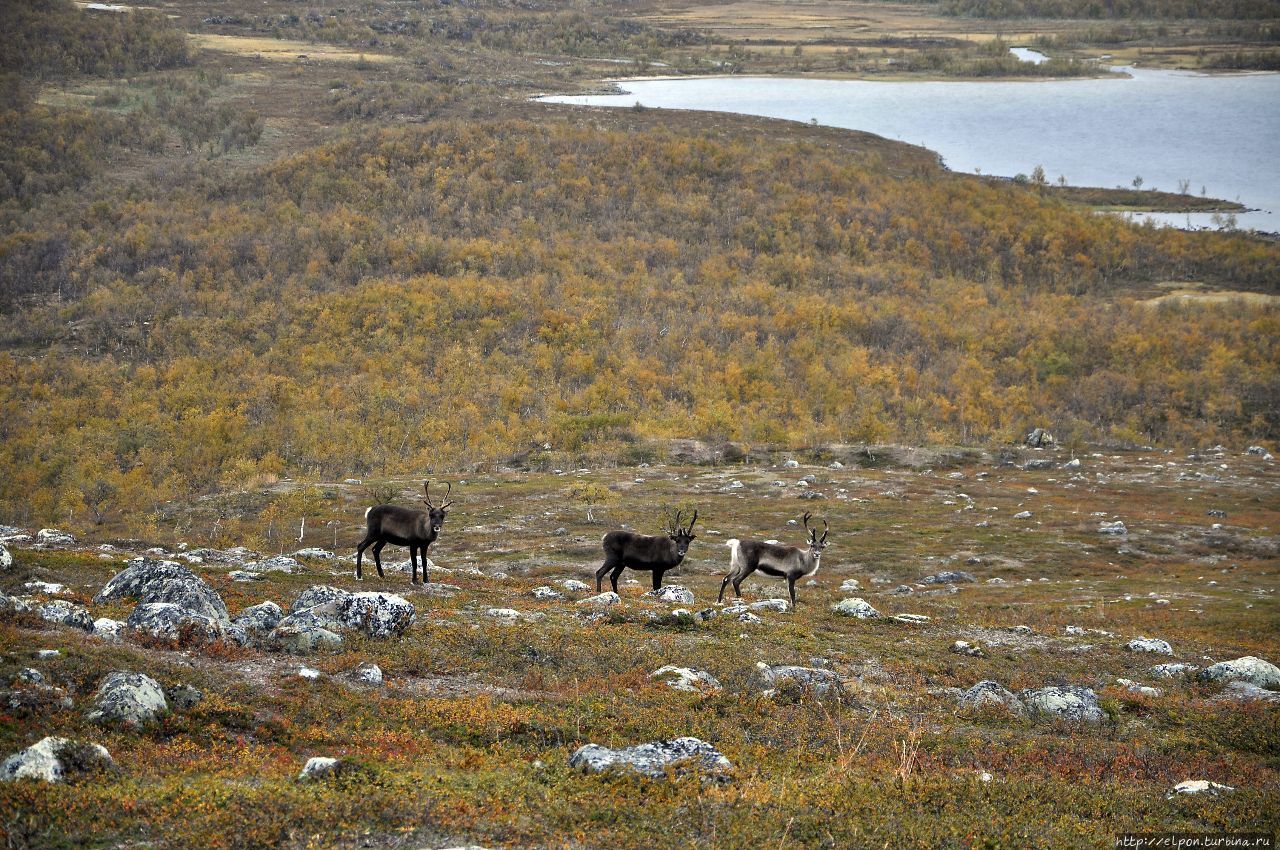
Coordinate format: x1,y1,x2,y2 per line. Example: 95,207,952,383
719,513,828,607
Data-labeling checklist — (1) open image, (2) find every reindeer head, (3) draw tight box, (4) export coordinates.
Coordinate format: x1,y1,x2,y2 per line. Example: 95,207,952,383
803,512,829,560
667,509,699,559
422,481,453,533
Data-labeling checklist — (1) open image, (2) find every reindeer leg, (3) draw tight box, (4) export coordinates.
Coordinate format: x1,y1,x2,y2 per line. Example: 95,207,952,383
409,545,418,585
595,557,618,593
717,573,733,603
787,575,798,608
355,536,374,580
421,544,430,584
608,563,626,594
371,540,386,578
652,569,665,592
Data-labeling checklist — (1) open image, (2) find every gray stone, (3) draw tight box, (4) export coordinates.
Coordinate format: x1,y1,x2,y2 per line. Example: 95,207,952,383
87,672,168,727
749,598,790,613
277,601,345,633
650,665,721,694
1127,637,1173,655
268,623,344,653
1025,428,1055,449
1151,663,1199,679
1,737,114,783
36,529,76,546
96,558,229,622
92,618,125,641
839,578,861,592
164,684,203,710
233,601,284,635
243,555,300,573
530,586,565,601
576,591,620,609
338,592,416,638
1020,685,1104,723
1013,510,1033,519
485,608,522,622
351,662,383,686
559,579,590,593
294,548,335,559
25,581,66,595
958,680,1024,715
645,585,696,605
1115,678,1162,698
831,597,880,619
921,571,976,585
951,640,985,657
0,542,11,571
1023,459,1055,471
291,585,350,613
569,737,732,780
227,571,264,582
35,600,94,632
1214,681,1280,703
1197,656,1280,689
1098,521,1128,535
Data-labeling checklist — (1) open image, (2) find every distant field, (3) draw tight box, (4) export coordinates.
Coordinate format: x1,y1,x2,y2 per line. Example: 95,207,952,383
188,33,397,63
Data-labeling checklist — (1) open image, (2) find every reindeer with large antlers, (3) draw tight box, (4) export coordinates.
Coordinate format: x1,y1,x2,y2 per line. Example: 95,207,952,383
355,481,453,584
596,509,699,594
719,513,828,607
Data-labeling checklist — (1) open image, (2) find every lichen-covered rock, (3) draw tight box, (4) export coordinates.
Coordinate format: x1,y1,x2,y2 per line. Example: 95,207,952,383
1214,681,1280,703
1197,656,1280,689
233,601,284,635
951,640,985,657
485,608,522,622
530,586,565,600
1115,678,1162,698
644,585,696,605
298,756,340,780
749,598,790,613
92,618,124,641
127,602,226,642
338,592,416,638
291,585,351,613
0,542,12,571
921,571,976,585
1098,521,1128,535
243,555,300,573
839,578,861,592
1020,685,1104,723
650,665,721,694
164,684,203,710
351,662,383,686
1151,663,1198,679
559,579,590,593
267,623,344,653
831,598,880,619
35,600,94,632
958,681,1024,715
293,548,335,560
1,737,114,783
576,591,620,609
1127,637,1173,655
1025,428,1055,448
36,528,76,546
569,737,732,780
87,672,168,727
755,663,844,698
96,558,229,622
276,601,345,633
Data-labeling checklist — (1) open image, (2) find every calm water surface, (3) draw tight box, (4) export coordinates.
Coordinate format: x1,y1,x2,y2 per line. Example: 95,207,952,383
540,69,1280,232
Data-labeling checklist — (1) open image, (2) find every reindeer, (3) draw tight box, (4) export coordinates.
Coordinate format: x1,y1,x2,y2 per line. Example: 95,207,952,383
355,481,452,584
718,513,828,607
596,509,698,594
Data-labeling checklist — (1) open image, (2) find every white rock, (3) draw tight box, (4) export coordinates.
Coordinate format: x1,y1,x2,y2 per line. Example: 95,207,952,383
299,756,339,779
958,681,1024,715
559,579,590,592
1168,780,1234,798
338,592,416,638
839,579,861,592
831,597,880,619
1116,678,1162,697
484,608,522,622
24,581,66,595
1020,685,1104,723
1127,637,1174,655
951,640,984,657
1151,663,1198,679
783,459,800,469
0,737,114,783
351,662,383,686
1013,511,1032,519
530,586,565,600
650,665,721,693
0,542,11,571
755,663,843,697
293,548,335,559
1098,521,1128,535
1198,656,1280,689
645,585,696,605
92,618,124,641
737,612,763,624
576,592,620,609
36,529,75,546
298,667,321,680
569,737,732,780
749,598,790,613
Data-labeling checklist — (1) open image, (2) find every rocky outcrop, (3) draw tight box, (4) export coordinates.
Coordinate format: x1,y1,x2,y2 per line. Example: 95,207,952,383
127,602,227,642
298,756,340,780
1197,656,1280,689
290,585,350,613
87,672,168,728
232,601,284,635
569,737,732,781
96,558,229,622
36,529,76,546
34,600,94,632
338,592,416,638
1,737,115,783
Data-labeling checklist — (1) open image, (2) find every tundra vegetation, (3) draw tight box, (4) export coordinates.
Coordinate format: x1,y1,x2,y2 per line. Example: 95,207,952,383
0,0,1278,844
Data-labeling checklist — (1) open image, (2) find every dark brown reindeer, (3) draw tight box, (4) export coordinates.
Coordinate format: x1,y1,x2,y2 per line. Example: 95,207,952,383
718,513,828,607
596,510,698,594
355,481,453,584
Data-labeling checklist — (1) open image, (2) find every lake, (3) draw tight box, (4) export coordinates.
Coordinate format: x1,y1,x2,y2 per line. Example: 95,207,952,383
539,67,1280,233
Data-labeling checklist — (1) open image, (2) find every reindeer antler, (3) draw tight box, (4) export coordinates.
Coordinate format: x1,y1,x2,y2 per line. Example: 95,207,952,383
685,509,698,533
439,481,453,509
669,509,683,536
820,518,829,544
423,480,433,507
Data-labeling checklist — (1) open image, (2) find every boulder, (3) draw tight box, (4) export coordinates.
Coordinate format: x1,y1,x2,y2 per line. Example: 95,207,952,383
644,585,696,605
1023,459,1055,471
36,529,76,546
243,555,300,573
0,737,114,783
569,737,732,781
921,571,976,585
576,592,620,609
96,558,229,622
87,672,168,727
1168,780,1235,798
351,662,383,686
34,600,94,632
228,571,264,582
755,663,844,698
338,592,416,638
485,608,522,622
127,602,226,642
1020,685,1104,723
164,684,203,710
92,618,124,641
951,640,985,657
1025,428,1055,449
290,585,351,613
267,623,344,653
559,579,590,593
1197,656,1280,689
650,665,721,694
1115,678,1162,698
831,598,880,619
233,601,284,635
298,756,340,780
1013,510,1033,519
958,681,1024,715
1098,521,1128,535
276,601,345,633
748,598,790,613
1151,663,1198,679
530,586,565,601
1126,637,1173,655
1214,681,1280,703
0,542,11,571
839,579,861,592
